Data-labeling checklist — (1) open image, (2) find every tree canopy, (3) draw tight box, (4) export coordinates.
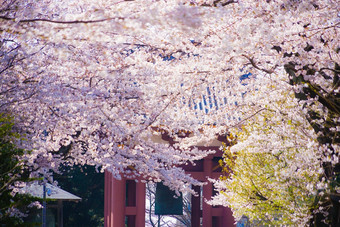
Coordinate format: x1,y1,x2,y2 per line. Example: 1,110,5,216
210,74,324,225
0,114,38,225
0,0,339,224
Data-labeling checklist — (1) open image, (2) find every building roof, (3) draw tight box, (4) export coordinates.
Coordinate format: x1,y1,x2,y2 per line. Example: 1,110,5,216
21,182,81,201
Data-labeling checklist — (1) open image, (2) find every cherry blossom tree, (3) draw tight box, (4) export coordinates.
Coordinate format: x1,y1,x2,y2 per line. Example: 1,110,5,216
0,0,339,224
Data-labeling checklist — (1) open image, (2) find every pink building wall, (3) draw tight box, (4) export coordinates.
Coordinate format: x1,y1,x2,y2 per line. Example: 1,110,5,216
104,148,235,227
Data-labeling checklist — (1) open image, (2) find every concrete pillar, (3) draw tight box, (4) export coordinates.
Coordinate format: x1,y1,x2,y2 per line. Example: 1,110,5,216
202,158,212,227
222,207,235,227
136,181,146,227
191,185,201,227
104,171,126,227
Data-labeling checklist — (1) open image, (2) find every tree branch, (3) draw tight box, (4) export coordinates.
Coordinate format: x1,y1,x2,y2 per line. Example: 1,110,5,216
201,0,238,7
242,54,276,74
0,16,124,24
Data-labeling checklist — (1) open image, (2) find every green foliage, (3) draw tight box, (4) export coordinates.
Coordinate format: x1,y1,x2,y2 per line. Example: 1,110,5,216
54,165,104,227
0,114,37,226
219,90,322,226
222,146,318,225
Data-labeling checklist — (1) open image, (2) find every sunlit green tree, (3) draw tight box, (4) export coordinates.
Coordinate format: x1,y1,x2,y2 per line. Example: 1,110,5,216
212,74,323,226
